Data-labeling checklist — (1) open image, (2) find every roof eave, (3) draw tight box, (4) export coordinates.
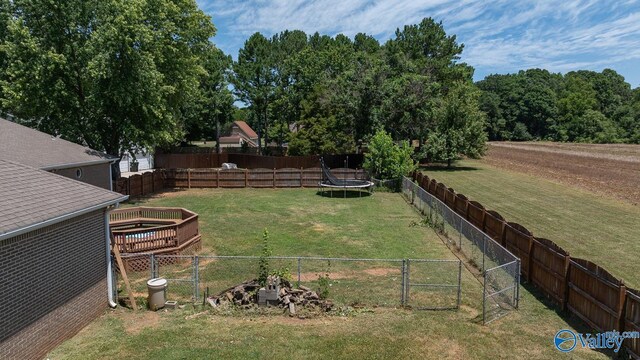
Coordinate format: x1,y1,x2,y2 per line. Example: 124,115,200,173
40,158,116,171
0,194,129,241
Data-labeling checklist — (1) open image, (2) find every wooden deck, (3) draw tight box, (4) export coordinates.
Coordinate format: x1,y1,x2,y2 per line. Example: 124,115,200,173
109,207,200,254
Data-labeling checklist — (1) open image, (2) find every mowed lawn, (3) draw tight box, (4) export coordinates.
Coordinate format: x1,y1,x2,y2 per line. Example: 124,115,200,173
141,188,455,259
423,160,640,289
50,189,609,359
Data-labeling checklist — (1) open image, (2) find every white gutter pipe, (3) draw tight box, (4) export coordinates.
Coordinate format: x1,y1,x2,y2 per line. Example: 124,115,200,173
105,208,117,308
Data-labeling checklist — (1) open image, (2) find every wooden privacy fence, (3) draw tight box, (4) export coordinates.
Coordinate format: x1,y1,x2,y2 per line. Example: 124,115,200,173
626,289,640,358
567,258,626,332
530,238,570,308
154,151,364,170
411,172,639,354
163,167,367,189
112,167,369,198
113,170,165,198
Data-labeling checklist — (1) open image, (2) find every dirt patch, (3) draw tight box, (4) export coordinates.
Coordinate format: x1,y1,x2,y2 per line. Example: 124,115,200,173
459,304,480,318
298,271,352,282
485,142,640,205
298,268,401,281
362,268,400,276
311,222,329,232
122,311,161,334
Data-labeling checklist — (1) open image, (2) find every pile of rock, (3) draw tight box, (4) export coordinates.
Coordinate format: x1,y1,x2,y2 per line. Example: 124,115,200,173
206,278,333,315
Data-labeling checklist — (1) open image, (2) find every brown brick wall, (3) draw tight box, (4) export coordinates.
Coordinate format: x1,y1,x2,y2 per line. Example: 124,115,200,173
0,210,108,360
51,163,111,190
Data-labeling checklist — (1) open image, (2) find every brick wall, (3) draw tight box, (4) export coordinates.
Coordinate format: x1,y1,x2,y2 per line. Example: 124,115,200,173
0,210,108,359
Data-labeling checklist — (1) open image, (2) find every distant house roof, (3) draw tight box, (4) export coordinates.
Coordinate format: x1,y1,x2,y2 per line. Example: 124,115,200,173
0,159,127,240
218,135,242,144
233,120,258,140
0,118,115,170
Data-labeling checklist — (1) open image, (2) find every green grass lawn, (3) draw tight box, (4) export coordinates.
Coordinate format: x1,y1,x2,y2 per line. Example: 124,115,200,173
422,160,640,289
141,188,454,259
50,189,610,359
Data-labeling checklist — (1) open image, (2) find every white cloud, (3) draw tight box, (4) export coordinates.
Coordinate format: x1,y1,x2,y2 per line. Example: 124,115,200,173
203,0,640,83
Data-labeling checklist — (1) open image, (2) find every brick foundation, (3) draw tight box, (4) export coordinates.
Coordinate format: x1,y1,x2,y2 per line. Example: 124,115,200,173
0,210,108,359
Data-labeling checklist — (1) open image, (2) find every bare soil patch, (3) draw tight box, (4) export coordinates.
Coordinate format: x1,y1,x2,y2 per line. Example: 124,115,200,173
362,267,400,276
298,267,400,281
122,311,161,334
298,271,352,282
485,142,640,205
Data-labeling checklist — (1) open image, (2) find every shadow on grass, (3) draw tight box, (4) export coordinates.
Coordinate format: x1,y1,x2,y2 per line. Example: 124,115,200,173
315,190,373,198
518,281,618,358
420,164,480,173
124,188,189,205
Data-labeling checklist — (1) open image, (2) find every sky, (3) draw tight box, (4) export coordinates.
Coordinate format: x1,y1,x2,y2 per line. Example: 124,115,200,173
198,0,640,87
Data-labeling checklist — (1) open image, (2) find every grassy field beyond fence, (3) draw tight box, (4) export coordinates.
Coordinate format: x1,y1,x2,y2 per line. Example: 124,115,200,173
423,160,640,289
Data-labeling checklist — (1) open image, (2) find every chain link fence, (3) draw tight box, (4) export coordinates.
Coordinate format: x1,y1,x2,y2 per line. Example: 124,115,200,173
115,254,461,311
402,177,520,324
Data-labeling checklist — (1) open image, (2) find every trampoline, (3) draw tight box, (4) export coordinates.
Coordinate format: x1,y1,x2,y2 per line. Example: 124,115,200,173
318,158,374,197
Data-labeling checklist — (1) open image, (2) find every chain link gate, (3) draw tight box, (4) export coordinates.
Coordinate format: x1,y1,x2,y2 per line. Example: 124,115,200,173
402,259,462,310
154,255,197,303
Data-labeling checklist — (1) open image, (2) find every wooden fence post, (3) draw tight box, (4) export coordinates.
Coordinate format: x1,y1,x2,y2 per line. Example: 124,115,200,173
127,177,131,196
188,169,191,189
140,174,144,196
526,237,534,282
562,255,571,311
216,169,220,188
618,283,627,331
151,171,155,193
273,168,276,188
245,168,248,188
300,167,303,187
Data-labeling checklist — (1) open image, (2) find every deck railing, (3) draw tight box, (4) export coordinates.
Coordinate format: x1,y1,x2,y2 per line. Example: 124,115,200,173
110,207,199,253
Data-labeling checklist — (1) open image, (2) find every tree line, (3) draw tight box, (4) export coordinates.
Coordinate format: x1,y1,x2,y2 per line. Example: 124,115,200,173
478,68,640,143
0,0,637,168
230,19,486,162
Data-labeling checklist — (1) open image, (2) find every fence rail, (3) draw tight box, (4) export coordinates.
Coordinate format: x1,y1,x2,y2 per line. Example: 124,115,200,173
114,254,461,311
163,167,367,189
411,172,639,353
154,152,365,170
113,171,164,198
110,207,200,254
113,168,370,198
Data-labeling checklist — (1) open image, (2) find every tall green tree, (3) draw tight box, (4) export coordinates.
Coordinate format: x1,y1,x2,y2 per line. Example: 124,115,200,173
1,0,216,159
268,30,308,149
183,45,234,151
379,18,473,146
363,128,416,180
422,82,487,167
232,33,276,153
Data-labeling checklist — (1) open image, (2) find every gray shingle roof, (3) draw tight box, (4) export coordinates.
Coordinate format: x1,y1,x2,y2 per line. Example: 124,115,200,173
0,159,127,239
0,118,115,169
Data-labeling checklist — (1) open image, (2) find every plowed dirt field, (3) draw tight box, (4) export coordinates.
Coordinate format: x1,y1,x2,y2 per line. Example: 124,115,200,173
484,142,640,205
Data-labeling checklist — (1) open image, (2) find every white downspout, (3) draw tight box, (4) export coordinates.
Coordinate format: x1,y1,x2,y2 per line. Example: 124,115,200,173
105,208,117,308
